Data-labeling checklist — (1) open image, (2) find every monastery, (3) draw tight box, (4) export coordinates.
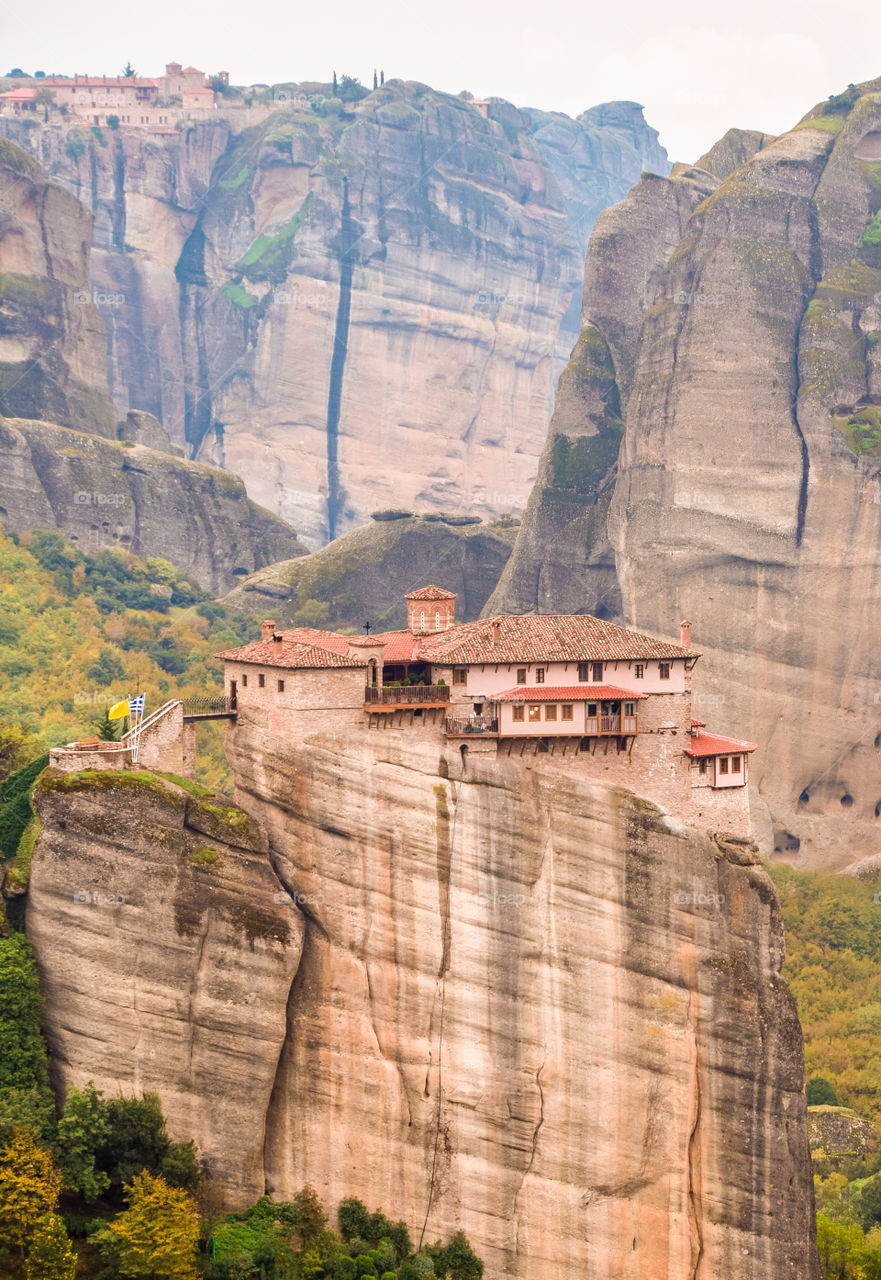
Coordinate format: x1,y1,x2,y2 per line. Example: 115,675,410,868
216,586,756,835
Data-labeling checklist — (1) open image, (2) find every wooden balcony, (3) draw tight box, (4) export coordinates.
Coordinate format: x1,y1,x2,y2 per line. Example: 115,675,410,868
445,715,499,737
365,684,451,711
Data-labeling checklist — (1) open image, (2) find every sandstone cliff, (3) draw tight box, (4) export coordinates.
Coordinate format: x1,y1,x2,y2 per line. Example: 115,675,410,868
27,769,302,1205
26,736,819,1278
0,415,306,592
490,77,881,870
222,512,518,628
0,137,117,434
3,86,667,544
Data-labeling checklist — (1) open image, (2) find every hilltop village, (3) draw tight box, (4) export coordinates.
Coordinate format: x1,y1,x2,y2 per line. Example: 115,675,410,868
216,586,756,835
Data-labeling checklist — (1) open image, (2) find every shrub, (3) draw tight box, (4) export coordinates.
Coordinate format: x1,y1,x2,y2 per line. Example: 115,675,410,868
355,1256,378,1278
807,1076,841,1106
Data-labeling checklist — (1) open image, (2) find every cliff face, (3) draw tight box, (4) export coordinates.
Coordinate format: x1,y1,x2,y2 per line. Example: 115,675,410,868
0,138,118,434
221,512,518,627
490,78,881,870
0,415,306,592
4,86,667,544
27,732,819,1278
27,770,302,1205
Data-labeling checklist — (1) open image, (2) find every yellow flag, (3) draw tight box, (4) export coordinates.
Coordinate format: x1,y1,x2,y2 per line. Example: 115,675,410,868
108,698,129,721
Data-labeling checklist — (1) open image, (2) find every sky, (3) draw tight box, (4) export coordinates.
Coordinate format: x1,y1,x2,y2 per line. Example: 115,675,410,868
4,0,880,161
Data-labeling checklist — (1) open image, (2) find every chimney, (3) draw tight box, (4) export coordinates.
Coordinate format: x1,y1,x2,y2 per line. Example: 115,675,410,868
261,619,276,642
680,620,692,649
491,620,501,646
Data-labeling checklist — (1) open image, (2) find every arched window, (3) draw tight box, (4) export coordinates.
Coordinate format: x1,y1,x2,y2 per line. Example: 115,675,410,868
435,610,440,630
420,610,425,630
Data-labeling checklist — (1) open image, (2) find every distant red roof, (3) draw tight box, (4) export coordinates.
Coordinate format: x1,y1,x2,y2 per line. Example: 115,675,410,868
494,684,648,702
691,718,706,728
44,76,159,88
214,638,365,670
685,731,757,759
182,66,203,74
1,88,35,100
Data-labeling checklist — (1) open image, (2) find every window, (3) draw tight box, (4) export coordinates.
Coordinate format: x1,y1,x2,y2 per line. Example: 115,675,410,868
512,705,525,722
577,663,589,682
624,702,635,717
634,664,644,679
659,662,670,680
719,757,729,774
528,704,541,722
517,668,527,685
587,702,598,717
545,704,557,721
561,704,573,721
420,610,425,630
536,668,545,684
242,673,248,687
731,755,741,773
699,759,707,774
278,679,285,693
591,662,603,682
453,668,467,685
258,673,265,688
435,611,441,630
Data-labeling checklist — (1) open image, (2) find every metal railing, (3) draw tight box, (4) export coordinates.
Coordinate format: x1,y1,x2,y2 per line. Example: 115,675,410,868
365,685,451,704
445,715,499,736
181,695,237,716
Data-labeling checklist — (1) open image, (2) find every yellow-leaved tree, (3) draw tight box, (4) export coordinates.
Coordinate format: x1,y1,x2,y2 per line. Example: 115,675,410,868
0,1127,62,1250
24,1214,77,1280
96,1170,200,1279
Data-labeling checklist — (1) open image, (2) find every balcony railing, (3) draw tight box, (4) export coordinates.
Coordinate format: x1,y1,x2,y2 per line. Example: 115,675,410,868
445,715,499,736
365,684,451,705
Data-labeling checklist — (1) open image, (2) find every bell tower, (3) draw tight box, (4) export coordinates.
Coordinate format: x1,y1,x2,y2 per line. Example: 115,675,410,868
405,585,456,634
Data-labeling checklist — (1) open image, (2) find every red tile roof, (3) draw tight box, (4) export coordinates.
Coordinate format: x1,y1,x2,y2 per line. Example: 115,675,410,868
685,731,757,759
691,718,707,728
405,584,456,600
1,88,35,100
45,76,159,88
494,685,648,702
369,630,421,663
419,614,697,664
214,639,365,669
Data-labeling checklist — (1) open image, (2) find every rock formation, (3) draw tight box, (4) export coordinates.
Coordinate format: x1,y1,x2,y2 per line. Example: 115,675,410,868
26,732,820,1278
0,415,306,592
0,137,118,434
3,85,668,543
0,138,307,588
489,77,881,870
27,769,302,1205
222,512,518,627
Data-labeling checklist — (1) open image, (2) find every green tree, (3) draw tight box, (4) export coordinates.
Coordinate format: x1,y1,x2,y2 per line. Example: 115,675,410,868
56,1082,110,1202
338,75,369,102
94,707,125,741
0,724,39,781
0,1129,62,1250
95,1170,199,1278
96,1092,199,1204
0,936,51,1100
816,1214,863,1280
808,1077,841,1107
433,1232,483,1280
24,1213,76,1280
122,61,137,77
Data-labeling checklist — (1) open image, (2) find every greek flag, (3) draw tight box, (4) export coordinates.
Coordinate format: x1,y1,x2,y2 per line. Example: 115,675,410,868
128,695,145,715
